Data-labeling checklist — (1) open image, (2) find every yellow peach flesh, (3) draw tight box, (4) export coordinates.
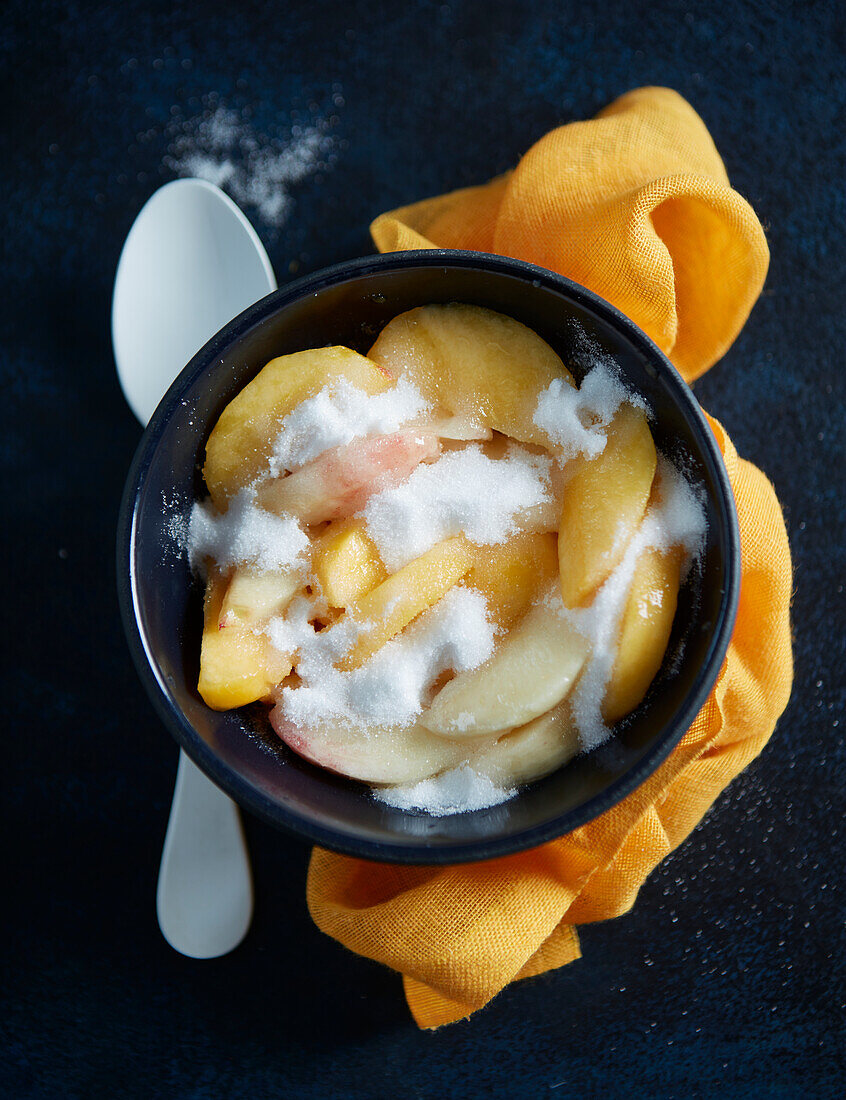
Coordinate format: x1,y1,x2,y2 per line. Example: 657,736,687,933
558,403,657,608
203,346,392,509
368,303,576,446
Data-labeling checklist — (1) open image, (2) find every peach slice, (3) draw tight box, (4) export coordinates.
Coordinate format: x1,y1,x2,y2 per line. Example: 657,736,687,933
338,537,474,671
368,304,576,445
424,412,492,442
469,701,580,786
558,403,657,607
204,346,392,508
270,710,488,785
466,531,558,632
420,595,589,737
256,428,441,525
198,569,292,710
311,518,387,609
602,546,682,724
218,567,301,628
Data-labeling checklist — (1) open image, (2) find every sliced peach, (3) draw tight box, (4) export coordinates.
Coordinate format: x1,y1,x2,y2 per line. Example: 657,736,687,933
270,709,489,785
338,537,474,671
219,567,301,628
424,411,492,442
198,569,292,710
602,546,682,724
256,428,440,525
312,518,387,609
204,346,392,508
558,403,657,607
368,304,575,445
420,595,589,737
466,531,558,631
469,701,580,786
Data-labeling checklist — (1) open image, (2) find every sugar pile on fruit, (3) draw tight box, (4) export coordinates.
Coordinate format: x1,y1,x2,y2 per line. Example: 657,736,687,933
186,304,706,815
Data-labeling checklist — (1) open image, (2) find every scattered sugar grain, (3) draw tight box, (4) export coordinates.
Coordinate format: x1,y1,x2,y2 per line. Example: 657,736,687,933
188,488,309,574
363,443,553,571
373,763,517,816
270,377,431,473
163,100,341,228
161,490,191,560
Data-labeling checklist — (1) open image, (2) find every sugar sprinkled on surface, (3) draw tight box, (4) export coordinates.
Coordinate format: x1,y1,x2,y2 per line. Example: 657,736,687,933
188,488,309,574
268,585,495,730
181,338,710,815
270,377,431,474
363,443,554,571
163,100,340,228
161,490,190,561
561,458,707,751
534,360,646,459
373,763,517,816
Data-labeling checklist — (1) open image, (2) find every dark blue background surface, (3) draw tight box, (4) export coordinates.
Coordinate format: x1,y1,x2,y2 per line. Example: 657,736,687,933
3,1,844,1096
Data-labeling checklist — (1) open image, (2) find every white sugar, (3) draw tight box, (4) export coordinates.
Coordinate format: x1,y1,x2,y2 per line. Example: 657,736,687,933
263,593,337,658
562,458,707,751
268,585,495,730
163,100,341,228
653,455,709,567
188,488,309,574
373,763,517,816
533,361,645,460
363,443,554,571
270,377,431,474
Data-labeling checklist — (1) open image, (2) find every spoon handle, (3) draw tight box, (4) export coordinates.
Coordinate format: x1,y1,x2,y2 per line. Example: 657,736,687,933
156,750,253,958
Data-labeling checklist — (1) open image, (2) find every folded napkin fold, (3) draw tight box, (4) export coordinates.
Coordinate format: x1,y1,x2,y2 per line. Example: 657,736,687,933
307,87,793,1029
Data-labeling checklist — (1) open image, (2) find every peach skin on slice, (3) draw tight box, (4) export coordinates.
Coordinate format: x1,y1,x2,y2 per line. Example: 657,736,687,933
257,428,440,525
338,537,474,671
204,346,392,508
270,710,489,785
558,403,657,608
368,304,576,446
420,594,589,738
469,701,580,786
602,546,682,724
311,518,388,609
466,530,558,632
198,569,292,710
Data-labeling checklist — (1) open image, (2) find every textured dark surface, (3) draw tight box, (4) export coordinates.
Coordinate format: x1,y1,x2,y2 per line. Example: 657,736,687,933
2,1,844,1097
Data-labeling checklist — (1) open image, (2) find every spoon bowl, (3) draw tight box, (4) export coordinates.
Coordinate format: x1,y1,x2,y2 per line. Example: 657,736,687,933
113,178,276,424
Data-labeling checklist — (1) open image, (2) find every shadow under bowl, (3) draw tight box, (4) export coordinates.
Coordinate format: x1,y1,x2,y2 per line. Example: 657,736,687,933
117,250,740,864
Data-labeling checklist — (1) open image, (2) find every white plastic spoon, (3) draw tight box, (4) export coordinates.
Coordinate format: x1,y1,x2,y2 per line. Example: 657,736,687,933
112,178,276,958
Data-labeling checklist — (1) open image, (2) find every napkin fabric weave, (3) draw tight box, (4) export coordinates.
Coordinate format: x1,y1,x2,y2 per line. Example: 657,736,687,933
306,87,793,1029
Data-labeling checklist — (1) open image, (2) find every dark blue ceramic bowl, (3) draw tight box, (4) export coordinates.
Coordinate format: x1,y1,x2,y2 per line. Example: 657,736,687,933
117,250,740,864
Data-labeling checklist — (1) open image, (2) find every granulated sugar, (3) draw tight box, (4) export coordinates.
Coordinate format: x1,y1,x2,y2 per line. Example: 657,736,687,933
373,763,517,816
268,585,495,730
363,443,554,571
533,361,646,459
270,378,431,474
188,488,309,573
163,98,340,227
185,342,709,815
560,458,707,751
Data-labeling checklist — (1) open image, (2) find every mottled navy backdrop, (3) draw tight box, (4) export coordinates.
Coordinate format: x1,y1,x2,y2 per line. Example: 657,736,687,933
3,1,844,1097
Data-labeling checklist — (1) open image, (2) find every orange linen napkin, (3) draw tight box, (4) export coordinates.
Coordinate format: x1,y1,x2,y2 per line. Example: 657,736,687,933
307,87,793,1029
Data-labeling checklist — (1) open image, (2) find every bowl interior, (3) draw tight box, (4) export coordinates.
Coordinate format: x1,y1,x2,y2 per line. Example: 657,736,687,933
120,252,738,862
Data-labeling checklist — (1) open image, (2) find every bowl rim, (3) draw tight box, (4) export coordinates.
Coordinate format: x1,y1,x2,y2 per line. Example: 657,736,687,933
117,248,741,864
